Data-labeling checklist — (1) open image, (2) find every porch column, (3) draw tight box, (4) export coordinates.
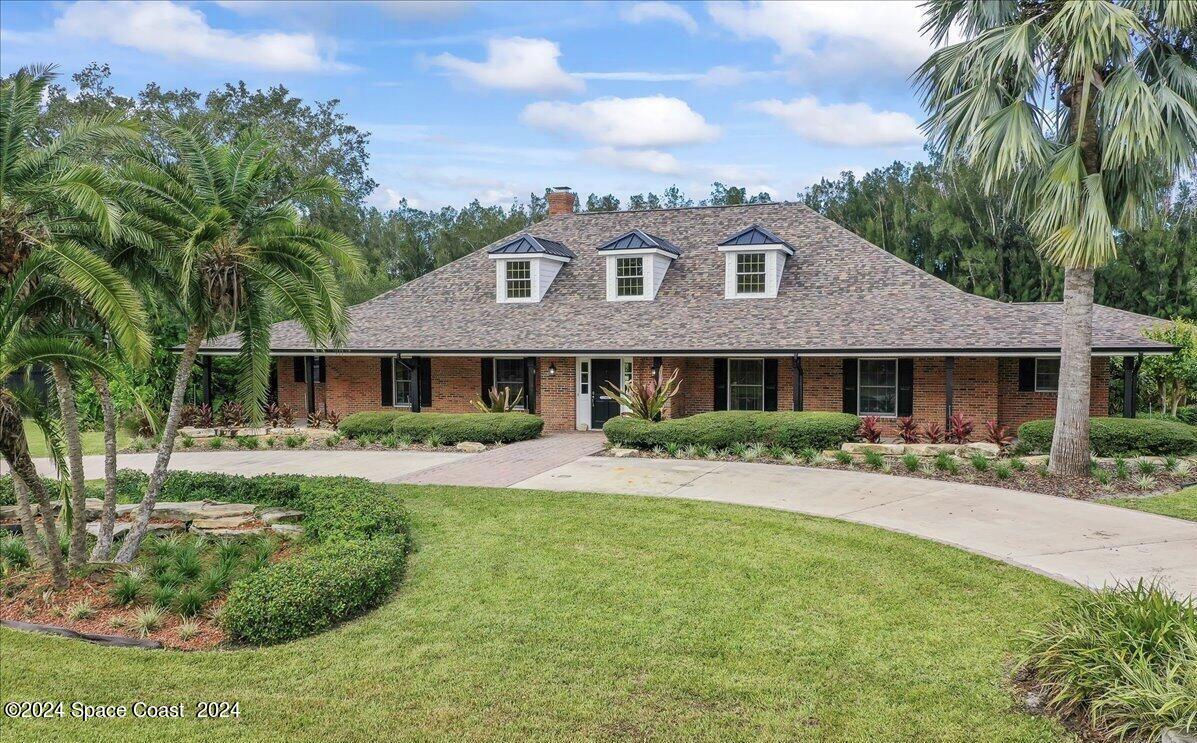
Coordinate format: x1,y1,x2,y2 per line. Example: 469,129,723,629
944,356,955,425
1122,355,1140,418
792,355,803,411
409,357,422,413
304,356,315,415
201,356,213,406
523,357,537,414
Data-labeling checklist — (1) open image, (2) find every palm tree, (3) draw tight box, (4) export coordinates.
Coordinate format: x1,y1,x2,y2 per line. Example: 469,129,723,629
114,126,361,562
1,65,149,586
915,1,1197,475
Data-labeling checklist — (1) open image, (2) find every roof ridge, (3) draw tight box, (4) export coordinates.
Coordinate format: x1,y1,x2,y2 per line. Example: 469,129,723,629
561,200,799,217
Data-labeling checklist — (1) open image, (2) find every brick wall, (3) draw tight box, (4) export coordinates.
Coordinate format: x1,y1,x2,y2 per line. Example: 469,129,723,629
997,357,1109,430
536,356,576,430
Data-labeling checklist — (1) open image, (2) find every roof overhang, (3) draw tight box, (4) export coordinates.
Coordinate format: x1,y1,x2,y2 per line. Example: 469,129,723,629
486,252,572,264
717,242,794,256
191,345,1177,357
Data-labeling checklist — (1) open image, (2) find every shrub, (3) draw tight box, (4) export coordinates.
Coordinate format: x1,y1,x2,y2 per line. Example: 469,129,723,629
0,474,59,507
236,435,260,450
338,411,544,445
598,368,681,422
1019,582,1197,742
133,607,162,637
604,411,860,452
969,454,990,472
1017,417,1197,457
994,462,1012,480
67,600,95,620
921,421,946,443
0,535,31,569
1009,457,1026,472
284,434,306,449
859,416,883,444
1178,405,1197,426
111,572,144,606
901,453,921,471
337,411,398,438
174,587,208,618
947,413,975,444
895,416,920,444
834,450,853,465
863,451,885,469
177,621,201,641
208,437,224,449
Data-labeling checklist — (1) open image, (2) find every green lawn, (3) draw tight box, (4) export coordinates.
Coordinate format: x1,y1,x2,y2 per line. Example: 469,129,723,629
23,418,130,458
1104,486,1197,522
1,485,1074,742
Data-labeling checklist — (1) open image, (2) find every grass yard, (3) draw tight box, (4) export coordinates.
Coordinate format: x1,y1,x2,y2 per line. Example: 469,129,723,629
1103,486,1197,522
1,485,1075,742
23,418,130,458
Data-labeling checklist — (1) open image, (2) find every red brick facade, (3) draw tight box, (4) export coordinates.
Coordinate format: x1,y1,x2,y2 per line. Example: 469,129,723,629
275,354,1111,433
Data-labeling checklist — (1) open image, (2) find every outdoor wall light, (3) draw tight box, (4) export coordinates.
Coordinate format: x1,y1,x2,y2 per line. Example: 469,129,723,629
547,363,557,377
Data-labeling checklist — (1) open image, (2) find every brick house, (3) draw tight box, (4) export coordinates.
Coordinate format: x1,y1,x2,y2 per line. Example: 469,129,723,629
200,189,1170,433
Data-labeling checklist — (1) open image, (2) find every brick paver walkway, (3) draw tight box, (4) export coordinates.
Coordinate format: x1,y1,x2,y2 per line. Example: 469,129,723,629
395,432,606,487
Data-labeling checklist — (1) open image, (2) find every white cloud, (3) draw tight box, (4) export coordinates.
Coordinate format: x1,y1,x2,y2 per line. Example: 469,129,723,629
585,147,683,175
521,96,720,148
369,1,474,20
707,1,931,79
215,1,472,21
56,1,342,72
576,71,701,82
426,37,583,94
621,2,699,34
750,97,923,148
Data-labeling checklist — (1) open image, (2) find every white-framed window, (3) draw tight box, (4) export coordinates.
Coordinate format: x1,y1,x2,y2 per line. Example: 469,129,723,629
615,257,644,297
728,358,765,411
579,360,590,394
622,358,633,388
1035,358,1060,392
735,252,766,294
505,260,532,299
494,358,525,407
393,362,413,407
858,359,898,417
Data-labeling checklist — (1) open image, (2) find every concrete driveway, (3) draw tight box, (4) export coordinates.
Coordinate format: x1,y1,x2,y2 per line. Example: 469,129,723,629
28,440,1197,596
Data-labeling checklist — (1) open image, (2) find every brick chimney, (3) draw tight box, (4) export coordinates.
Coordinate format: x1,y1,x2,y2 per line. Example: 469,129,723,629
546,186,576,216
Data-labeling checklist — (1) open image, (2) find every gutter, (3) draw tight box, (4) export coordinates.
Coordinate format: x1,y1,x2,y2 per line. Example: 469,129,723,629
184,345,1179,358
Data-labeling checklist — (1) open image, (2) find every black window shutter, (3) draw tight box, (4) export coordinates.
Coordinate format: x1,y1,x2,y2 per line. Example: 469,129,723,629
842,358,858,414
763,359,778,411
1018,358,1035,392
380,358,393,407
713,358,728,411
481,358,494,404
897,359,914,417
293,356,306,382
419,357,432,407
523,357,536,414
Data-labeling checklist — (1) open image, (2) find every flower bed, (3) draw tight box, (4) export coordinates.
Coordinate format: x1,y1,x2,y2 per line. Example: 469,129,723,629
0,473,410,649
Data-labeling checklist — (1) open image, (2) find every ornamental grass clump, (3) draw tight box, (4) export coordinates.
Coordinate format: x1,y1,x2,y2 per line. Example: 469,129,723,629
834,450,853,466
863,451,885,469
901,453,921,472
1018,582,1197,742
969,454,990,472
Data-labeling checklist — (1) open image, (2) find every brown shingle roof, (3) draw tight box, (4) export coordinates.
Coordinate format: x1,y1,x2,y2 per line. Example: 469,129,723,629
202,202,1171,354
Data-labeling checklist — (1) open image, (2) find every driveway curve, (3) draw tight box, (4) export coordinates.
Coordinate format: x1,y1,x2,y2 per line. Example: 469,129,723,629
28,437,1197,596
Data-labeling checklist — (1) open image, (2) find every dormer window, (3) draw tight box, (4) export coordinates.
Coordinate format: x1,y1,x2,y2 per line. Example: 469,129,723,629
718,225,793,299
598,229,680,302
488,234,574,303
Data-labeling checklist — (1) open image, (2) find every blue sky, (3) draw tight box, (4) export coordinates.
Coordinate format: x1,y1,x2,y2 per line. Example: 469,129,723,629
1,1,935,210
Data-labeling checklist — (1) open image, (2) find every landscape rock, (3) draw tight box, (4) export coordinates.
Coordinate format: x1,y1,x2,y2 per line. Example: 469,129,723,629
455,441,486,453
190,515,256,531
903,444,962,456
194,526,266,537
270,523,304,537
842,442,905,455
1162,731,1197,743
0,504,32,519
1020,455,1049,466
85,521,183,539
151,501,256,520
257,507,303,525
966,442,1001,456
610,448,639,458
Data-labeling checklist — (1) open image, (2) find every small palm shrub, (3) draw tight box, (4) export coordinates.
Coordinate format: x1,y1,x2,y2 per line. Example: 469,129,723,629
969,454,990,472
599,368,681,422
858,416,883,444
901,453,921,471
0,535,31,570
1114,458,1130,480
921,421,946,443
895,416,920,444
863,451,885,469
834,450,853,465
1018,582,1197,742
947,413,975,444
1137,459,1158,476
472,385,525,413
111,572,144,606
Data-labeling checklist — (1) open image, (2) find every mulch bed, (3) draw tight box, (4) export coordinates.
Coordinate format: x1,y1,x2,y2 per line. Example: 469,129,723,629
599,449,1194,501
136,440,499,455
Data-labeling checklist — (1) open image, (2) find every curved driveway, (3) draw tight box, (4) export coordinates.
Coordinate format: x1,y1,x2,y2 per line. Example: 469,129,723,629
29,436,1197,596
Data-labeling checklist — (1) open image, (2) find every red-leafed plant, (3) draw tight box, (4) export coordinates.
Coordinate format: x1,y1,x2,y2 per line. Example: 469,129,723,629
983,419,1012,450
308,410,327,428
218,401,246,428
859,415,883,443
193,403,213,427
895,416,920,444
326,410,342,428
180,404,199,427
263,402,283,427
947,412,975,444
278,404,296,427
921,421,945,443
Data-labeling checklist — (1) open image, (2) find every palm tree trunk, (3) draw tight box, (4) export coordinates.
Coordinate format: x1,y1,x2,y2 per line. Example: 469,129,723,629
0,389,68,588
11,473,48,566
51,361,88,568
115,325,206,563
1049,267,1095,476
88,371,118,562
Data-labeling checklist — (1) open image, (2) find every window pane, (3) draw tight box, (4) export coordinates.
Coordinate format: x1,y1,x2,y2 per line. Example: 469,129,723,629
1035,358,1059,391
393,362,413,406
494,358,525,406
506,261,531,299
736,252,766,294
616,257,644,297
858,360,897,416
579,361,589,394
728,359,764,411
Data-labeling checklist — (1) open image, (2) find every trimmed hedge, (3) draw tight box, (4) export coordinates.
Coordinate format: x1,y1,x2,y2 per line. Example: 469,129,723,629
1017,417,1197,457
165,473,412,645
604,411,861,451
339,410,544,444
0,474,57,507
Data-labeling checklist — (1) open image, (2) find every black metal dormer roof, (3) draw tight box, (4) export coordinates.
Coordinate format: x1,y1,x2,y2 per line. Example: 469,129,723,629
596,229,681,256
488,234,575,259
718,224,794,252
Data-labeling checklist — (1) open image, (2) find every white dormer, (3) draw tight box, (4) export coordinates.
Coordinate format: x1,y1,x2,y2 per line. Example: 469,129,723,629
717,225,793,299
597,229,680,302
487,234,574,303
